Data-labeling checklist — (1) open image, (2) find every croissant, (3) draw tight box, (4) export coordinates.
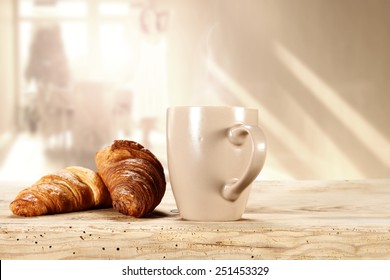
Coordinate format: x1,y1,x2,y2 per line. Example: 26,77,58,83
95,140,166,217
10,166,112,217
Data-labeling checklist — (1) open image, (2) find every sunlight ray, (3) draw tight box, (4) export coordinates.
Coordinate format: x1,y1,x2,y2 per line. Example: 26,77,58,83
273,42,390,170
207,58,324,178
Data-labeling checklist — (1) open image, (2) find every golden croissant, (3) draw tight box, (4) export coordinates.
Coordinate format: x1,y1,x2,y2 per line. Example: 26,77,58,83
10,166,112,217
95,140,166,217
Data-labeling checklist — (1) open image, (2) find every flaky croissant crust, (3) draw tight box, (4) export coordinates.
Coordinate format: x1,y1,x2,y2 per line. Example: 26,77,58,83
95,140,166,217
10,166,112,217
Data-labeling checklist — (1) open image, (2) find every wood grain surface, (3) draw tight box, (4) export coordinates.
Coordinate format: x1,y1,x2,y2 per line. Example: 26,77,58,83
1,179,390,259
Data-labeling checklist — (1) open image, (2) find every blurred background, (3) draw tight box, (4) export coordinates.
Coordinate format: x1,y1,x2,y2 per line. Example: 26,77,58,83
0,0,389,182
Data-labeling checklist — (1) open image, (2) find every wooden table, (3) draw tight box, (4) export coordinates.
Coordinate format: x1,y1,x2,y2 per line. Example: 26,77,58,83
1,179,390,259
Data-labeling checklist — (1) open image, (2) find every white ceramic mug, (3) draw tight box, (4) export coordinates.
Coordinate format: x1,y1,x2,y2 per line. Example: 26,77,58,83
166,106,266,221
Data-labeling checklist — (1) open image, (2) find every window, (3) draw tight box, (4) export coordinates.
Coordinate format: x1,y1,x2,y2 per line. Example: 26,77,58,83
18,0,141,98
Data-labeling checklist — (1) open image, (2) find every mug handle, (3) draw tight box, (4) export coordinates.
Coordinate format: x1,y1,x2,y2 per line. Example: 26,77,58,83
222,124,266,201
